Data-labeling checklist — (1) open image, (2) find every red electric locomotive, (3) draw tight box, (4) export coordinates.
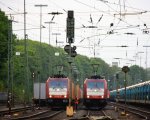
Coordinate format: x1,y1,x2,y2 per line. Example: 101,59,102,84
83,75,109,109
46,74,82,108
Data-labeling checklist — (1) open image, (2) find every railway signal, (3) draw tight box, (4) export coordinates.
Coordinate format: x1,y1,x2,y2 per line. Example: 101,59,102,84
65,10,77,57
66,11,74,43
64,45,77,57
66,11,76,116
122,66,130,73
8,92,12,115
122,66,130,115
64,45,70,53
32,72,35,78
71,46,77,57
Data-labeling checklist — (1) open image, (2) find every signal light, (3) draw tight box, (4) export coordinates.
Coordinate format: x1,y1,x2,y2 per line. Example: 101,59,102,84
64,45,77,57
67,10,74,43
116,73,119,79
71,46,77,57
68,11,74,18
32,72,35,78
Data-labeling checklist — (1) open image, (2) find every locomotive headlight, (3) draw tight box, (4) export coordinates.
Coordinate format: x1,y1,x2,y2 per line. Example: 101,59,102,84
101,95,104,98
87,95,89,98
57,89,60,91
64,95,67,98
49,95,52,98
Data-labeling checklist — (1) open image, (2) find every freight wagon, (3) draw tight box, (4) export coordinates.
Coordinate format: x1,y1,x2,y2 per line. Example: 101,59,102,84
0,92,7,104
33,83,46,106
110,80,150,105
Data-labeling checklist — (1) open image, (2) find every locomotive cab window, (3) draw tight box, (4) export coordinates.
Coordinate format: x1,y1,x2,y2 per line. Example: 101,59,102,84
49,79,68,89
87,81,104,89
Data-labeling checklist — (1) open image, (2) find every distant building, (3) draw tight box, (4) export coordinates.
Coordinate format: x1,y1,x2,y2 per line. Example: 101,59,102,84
112,62,118,67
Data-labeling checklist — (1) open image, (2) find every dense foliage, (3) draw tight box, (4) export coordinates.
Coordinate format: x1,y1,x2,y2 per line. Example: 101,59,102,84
0,10,9,63
0,10,10,92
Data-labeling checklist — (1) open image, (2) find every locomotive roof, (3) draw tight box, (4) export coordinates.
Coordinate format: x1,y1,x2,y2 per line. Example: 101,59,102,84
88,75,105,79
50,74,67,78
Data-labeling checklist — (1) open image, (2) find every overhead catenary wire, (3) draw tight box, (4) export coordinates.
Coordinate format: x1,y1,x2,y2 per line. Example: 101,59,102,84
0,0,149,68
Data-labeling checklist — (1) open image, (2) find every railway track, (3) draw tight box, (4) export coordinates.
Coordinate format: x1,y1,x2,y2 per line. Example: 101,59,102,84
0,106,31,116
109,102,150,120
12,110,63,120
1,103,149,120
87,110,113,120
0,106,64,120
125,105,150,120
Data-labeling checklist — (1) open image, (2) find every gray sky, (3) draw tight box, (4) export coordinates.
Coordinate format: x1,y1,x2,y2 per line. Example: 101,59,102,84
0,0,150,68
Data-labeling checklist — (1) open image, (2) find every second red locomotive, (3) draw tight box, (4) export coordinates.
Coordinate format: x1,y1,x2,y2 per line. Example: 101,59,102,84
83,75,109,109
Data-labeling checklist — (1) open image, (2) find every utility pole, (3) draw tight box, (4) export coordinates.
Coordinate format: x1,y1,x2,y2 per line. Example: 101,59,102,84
137,51,144,81
35,4,48,44
9,16,15,107
35,4,48,109
143,45,150,80
24,0,30,104
44,21,55,46
115,72,120,119
52,33,61,46
7,14,17,112
23,0,28,112
7,18,12,111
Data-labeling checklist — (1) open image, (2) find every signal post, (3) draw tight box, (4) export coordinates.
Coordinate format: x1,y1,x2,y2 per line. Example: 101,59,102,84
65,11,77,116
121,66,130,118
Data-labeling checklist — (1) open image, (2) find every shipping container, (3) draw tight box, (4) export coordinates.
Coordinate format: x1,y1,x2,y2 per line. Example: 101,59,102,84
33,83,46,106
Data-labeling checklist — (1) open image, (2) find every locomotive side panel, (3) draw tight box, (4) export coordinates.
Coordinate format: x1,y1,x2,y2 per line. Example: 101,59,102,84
72,82,75,100
76,84,81,99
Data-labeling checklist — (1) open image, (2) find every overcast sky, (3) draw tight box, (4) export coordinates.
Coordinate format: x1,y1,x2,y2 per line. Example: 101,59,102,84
0,0,150,68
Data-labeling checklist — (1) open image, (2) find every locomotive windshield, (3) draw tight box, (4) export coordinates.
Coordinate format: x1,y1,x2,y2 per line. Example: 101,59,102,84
87,81,104,96
50,79,67,88
49,79,68,96
87,81,104,89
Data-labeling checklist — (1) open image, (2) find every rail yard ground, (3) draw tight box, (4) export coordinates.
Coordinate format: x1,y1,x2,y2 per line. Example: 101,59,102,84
0,102,148,120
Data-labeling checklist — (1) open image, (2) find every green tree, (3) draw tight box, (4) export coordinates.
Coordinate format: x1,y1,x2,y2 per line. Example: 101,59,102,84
0,10,9,63
129,65,146,84
0,10,11,91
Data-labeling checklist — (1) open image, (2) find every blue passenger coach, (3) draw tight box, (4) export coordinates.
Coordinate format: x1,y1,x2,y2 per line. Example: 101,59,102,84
110,80,150,104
